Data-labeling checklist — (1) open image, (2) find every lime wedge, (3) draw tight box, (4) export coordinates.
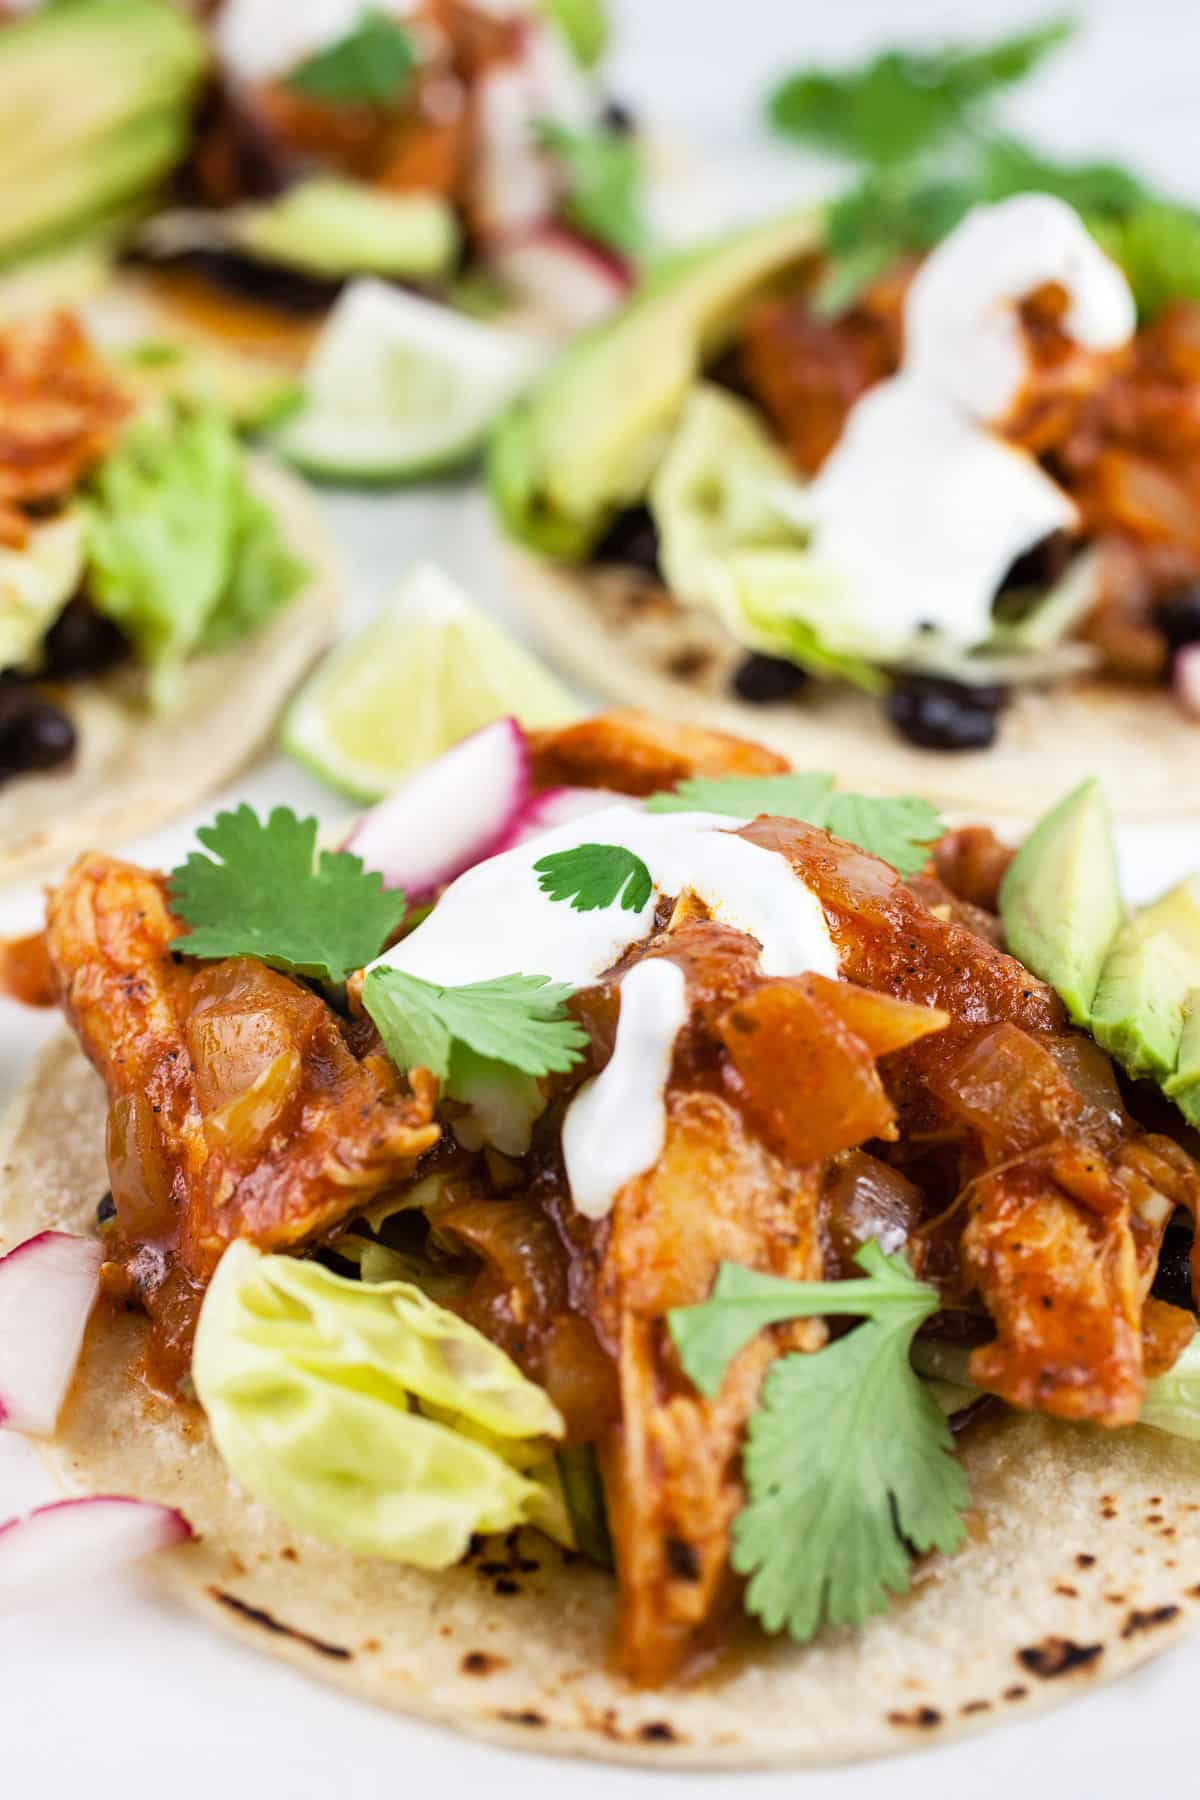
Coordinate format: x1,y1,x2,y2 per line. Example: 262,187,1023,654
283,563,581,799
270,279,548,483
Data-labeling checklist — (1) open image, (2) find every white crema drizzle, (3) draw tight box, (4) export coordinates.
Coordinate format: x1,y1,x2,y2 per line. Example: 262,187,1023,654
371,804,839,1217
805,193,1137,654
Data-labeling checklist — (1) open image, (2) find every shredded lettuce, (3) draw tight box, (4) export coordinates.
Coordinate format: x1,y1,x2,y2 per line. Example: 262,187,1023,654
85,404,304,706
649,385,884,691
193,1243,572,1566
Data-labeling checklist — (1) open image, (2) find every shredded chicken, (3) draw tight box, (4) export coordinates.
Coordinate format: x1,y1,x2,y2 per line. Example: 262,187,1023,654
0,312,130,548
45,853,438,1381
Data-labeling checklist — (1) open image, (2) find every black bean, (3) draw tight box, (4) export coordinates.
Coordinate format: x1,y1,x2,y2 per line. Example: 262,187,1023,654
96,1191,117,1228
13,702,76,772
1155,584,1200,653
887,673,1008,751
42,597,130,679
591,505,660,577
732,652,810,704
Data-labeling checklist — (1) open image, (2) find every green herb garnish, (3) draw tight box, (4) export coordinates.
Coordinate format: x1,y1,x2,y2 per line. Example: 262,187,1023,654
645,775,943,876
538,121,645,258
534,843,654,913
285,9,417,106
768,19,1072,166
669,1243,969,1641
766,17,1200,316
170,806,407,983
362,967,586,1080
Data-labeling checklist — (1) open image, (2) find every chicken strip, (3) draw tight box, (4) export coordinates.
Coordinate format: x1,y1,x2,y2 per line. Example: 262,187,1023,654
46,853,438,1381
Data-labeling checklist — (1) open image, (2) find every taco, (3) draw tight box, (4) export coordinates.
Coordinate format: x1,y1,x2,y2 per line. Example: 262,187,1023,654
4,707,1200,1765
12,0,644,359
0,308,335,877
489,191,1200,818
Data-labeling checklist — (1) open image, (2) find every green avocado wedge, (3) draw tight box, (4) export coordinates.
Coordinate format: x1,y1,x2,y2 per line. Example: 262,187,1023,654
1091,880,1200,1080
1165,992,1200,1127
998,778,1123,1027
487,209,822,560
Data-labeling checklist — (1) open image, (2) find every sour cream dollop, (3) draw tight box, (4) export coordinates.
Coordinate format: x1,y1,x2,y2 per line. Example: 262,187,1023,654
371,804,839,1217
805,193,1136,655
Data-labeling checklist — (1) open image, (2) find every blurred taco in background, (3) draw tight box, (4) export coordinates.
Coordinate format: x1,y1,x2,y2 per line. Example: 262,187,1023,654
0,307,335,876
489,22,1200,817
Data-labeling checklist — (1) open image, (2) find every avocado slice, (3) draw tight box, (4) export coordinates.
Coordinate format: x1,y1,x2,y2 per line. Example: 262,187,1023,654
234,180,460,283
998,778,1123,1026
0,0,205,268
1091,878,1200,1078
488,209,822,560
1164,989,1200,1127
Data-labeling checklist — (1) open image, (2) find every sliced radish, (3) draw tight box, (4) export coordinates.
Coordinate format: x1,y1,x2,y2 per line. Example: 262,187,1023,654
0,1497,193,1612
343,718,532,900
502,785,630,849
0,1232,104,1439
491,225,632,331
1176,645,1200,719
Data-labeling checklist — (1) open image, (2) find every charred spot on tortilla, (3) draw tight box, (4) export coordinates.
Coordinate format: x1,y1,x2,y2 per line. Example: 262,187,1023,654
1121,1605,1182,1638
498,1709,546,1729
886,1707,942,1730
664,646,716,684
638,1722,680,1744
1002,1687,1029,1703
209,1589,352,1661
461,1652,506,1677
1016,1636,1104,1679
1077,1553,1098,1568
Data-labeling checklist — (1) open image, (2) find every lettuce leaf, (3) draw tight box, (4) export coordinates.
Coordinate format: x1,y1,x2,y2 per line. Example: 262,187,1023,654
649,385,884,691
193,1242,572,1567
85,404,303,706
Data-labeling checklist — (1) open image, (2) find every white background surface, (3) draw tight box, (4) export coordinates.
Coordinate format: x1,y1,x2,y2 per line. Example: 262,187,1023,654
5,1,1200,1793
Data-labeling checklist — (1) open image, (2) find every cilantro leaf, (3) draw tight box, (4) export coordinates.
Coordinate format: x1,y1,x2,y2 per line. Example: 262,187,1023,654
1092,202,1200,320
362,967,587,1080
538,121,646,259
534,843,653,913
767,20,1072,165
669,1243,969,1641
645,772,834,822
645,774,943,876
822,792,944,877
169,806,407,983
285,9,417,106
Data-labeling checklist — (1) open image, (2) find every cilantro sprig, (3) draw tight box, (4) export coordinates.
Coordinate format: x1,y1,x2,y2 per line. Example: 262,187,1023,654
285,9,417,106
767,17,1200,317
169,806,407,984
538,121,646,259
767,20,1072,167
669,1244,969,1642
362,967,587,1081
645,774,943,877
534,843,653,913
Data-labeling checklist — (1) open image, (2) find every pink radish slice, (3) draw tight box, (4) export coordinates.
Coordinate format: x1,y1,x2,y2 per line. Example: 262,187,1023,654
491,226,632,330
472,64,557,240
1175,645,1200,718
502,785,629,850
0,1497,193,1612
343,718,532,900
0,1232,104,1438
